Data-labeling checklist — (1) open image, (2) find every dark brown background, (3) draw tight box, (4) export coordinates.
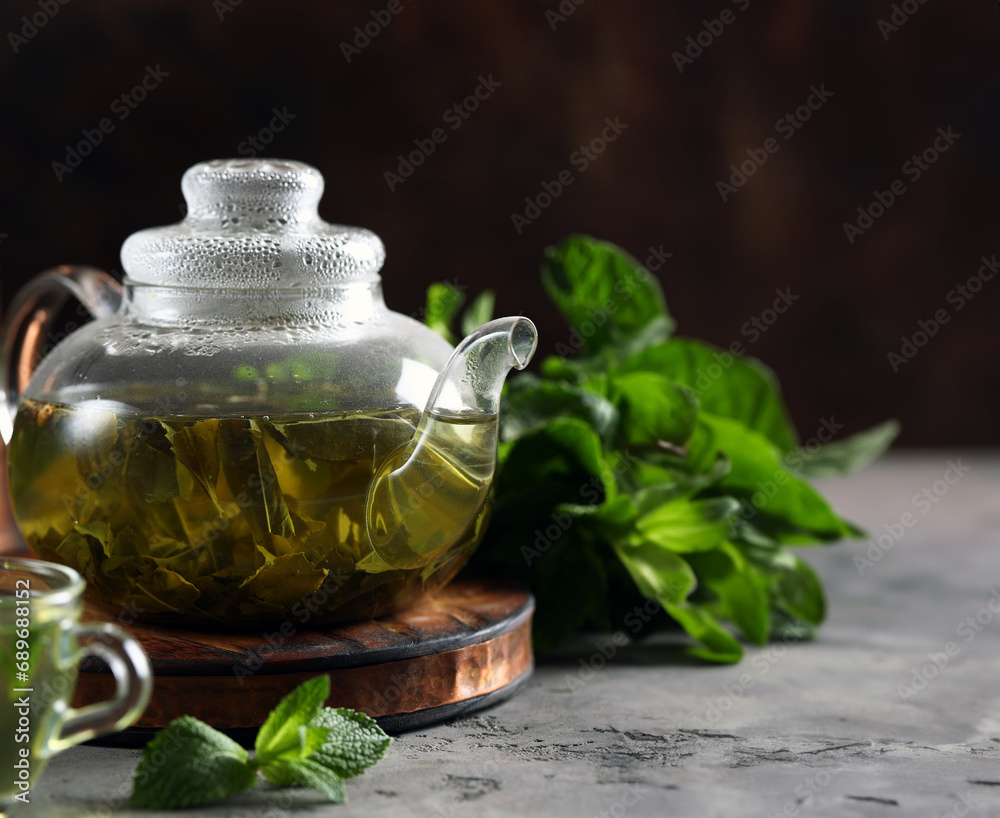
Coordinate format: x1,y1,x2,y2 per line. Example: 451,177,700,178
0,0,996,446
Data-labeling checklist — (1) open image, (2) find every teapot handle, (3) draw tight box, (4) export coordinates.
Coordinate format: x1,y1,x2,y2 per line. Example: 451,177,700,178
0,265,122,444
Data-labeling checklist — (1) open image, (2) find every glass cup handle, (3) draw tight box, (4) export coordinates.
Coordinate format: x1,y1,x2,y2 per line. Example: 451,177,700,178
0,265,122,444
48,623,153,753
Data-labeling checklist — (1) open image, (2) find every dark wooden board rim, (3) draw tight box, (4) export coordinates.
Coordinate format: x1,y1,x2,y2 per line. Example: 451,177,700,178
73,579,535,740
79,577,534,676
74,603,534,733
86,667,535,746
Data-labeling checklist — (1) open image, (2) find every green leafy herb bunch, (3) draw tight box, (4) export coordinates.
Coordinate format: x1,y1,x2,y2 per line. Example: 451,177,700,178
426,235,897,663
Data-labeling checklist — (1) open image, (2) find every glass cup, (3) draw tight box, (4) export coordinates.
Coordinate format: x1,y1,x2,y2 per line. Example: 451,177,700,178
0,557,152,814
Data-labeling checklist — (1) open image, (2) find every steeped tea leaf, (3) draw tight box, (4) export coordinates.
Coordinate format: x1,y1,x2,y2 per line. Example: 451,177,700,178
73,410,119,480
217,419,294,541
240,552,328,609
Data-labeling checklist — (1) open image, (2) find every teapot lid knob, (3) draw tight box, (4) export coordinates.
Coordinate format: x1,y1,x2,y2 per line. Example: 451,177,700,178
181,159,324,227
121,159,385,288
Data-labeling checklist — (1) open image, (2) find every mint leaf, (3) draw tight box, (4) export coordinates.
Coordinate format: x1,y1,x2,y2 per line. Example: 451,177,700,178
697,414,854,543
634,497,740,553
794,419,900,479
542,235,672,355
687,544,770,646
461,289,495,337
502,374,619,444
620,338,798,453
255,674,330,764
260,758,347,803
610,372,698,448
129,716,256,809
129,678,389,810
768,551,826,625
663,602,743,664
613,541,695,605
309,708,392,779
424,281,466,344
497,418,613,508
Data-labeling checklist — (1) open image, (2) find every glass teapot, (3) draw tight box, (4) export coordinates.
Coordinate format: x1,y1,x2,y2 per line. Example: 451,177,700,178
0,159,536,625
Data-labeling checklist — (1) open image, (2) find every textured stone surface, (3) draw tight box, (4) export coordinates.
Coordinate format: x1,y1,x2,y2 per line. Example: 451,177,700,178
28,452,1000,817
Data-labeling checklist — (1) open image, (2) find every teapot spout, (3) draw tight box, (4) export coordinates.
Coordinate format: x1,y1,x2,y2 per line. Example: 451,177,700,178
365,317,537,570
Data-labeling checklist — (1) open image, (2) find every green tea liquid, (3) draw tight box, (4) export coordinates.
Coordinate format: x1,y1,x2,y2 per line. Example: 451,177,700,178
8,400,489,625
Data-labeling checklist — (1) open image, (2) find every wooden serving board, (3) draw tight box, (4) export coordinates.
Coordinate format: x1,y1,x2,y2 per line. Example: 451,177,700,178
74,577,533,745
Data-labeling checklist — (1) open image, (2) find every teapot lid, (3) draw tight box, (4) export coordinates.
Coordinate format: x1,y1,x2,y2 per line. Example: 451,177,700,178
120,159,385,289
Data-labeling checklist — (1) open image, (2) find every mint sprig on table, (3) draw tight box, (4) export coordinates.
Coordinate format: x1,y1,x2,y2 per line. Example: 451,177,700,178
129,676,389,809
426,235,898,663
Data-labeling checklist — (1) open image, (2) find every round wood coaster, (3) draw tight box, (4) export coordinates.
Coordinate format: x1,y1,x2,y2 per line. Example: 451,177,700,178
73,577,533,745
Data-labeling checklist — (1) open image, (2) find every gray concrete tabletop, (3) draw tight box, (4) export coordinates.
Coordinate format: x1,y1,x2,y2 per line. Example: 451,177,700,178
20,452,1000,818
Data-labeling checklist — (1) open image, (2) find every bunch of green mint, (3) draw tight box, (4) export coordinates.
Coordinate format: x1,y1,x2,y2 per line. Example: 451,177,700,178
129,676,390,809
426,235,897,663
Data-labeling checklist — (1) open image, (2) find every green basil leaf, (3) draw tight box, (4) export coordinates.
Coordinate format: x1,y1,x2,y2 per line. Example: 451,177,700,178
424,281,466,344
611,372,698,448
794,419,900,479
502,374,619,444
542,235,672,355
497,418,613,505
620,338,798,453
686,543,770,645
613,542,696,605
662,602,743,664
461,290,496,337
698,414,854,543
635,497,740,553
769,551,826,625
